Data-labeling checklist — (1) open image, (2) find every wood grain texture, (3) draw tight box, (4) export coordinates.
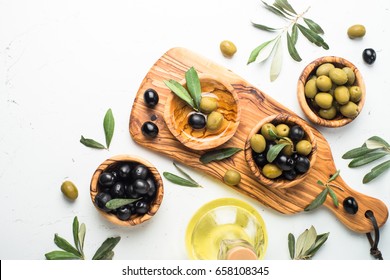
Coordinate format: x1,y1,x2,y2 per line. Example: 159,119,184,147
129,47,388,233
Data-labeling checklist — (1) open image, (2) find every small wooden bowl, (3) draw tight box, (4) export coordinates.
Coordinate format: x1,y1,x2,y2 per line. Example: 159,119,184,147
244,114,318,189
164,73,241,151
297,56,366,127
90,155,164,226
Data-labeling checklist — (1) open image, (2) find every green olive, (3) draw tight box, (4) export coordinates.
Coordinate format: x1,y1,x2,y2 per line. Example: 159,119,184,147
200,97,218,114
262,163,282,179
329,68,348,85
220,40,237,57
260,123,277,140
349,86,362,102
278,138,293,156
340,102,359,118
224,169,241,185
296,140,312,156
342,67,356,85
316,63,335,76
275,124,290,137
61,180,78,200
250,134,266,153
316,75,333,91
347,24,366,39
315,92,333,109
319,106,337,120
304,79,318,99
206,111,224,131
334,86,350,105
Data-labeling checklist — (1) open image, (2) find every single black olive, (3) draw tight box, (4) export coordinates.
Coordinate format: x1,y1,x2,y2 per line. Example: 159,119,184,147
143,88,159,108
362,48,376,65
125,183,140,199
110,182,125,198
343,196,358,214
295,155,310,173
146,177,157,197
131,164,149,180
98,172,116,188
253,152,267,167
95,192,112,212
275,154,295,171
141,121,159,138
133,179,150,195
116,205,132,221
118,163,132,179
283,169,297,181
135,200,150,214
188,113,206,129
289,125,305,142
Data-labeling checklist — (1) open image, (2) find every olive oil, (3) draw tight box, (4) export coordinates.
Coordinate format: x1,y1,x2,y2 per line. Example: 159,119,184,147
185,198,268,260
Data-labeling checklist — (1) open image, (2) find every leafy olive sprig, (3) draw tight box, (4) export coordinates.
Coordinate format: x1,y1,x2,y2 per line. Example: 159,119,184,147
163,67,201,111
80,108,115,150
248,0,329,81
163,162,203,188
45,216,121,260
343,136,390,184
304,170,343,211
288,225,329,260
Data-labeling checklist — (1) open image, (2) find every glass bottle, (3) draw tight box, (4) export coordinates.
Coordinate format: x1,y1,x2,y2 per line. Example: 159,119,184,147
185,198,268,260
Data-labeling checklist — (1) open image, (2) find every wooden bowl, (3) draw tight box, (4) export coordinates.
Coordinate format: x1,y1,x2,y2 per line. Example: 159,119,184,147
90,155,164,226
164,73,241,151
244,114,318,189
297,56,366,127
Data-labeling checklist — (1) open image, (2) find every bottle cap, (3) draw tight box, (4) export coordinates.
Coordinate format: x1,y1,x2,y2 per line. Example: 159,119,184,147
226,246,257,260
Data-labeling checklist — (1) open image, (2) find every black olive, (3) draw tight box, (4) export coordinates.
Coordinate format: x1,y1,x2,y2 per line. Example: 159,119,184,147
188,113,206,129
275,154,295,171
283,169,297,181
131,164,149,180
133,179,150,195
289,125,305,142
125,183,140,199
118,163,132,179
95,192,112,212
295,156,310,173
141,121,159,138
343,196,358,214
146,177,157,197
98,172,116,188
362,48,376,65
253,152,267,167
116,205,132,221
135,200,150,214
143,88,159,108
110,182,125,198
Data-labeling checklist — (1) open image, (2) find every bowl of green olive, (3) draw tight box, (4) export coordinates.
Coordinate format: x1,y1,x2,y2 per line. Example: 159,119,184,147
164,73,241,151
244,114,317,189
297,56,366,127
90,155,164,226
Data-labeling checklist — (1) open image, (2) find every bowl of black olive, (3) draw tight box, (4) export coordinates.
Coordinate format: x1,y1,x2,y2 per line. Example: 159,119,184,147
90,155,164,226
163,73,241,151
244,114,317,189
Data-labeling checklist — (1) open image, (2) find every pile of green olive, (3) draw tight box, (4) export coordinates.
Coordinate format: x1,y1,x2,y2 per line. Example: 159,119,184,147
304,63,362,120
250,122,313,181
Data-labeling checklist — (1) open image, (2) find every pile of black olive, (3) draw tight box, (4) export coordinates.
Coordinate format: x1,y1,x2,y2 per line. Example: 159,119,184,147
94,162,157,221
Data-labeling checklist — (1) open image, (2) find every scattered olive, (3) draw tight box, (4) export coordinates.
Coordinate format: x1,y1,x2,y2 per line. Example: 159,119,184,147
142,121,159,138
61,180,78,200
220,40,237,57
347,24,366,39
363,48,376,65
143,88,159,108
224,169,241,186
188,113,206,129
343,196,358,214
206,111,224,131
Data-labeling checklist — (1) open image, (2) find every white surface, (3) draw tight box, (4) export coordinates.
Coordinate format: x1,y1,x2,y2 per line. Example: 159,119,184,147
0,0,389,260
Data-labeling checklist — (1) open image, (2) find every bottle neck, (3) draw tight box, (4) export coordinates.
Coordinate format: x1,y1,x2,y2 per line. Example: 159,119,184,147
218,239,258,260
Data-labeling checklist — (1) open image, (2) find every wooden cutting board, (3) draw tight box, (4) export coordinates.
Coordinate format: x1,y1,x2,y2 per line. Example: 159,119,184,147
129,47,388,233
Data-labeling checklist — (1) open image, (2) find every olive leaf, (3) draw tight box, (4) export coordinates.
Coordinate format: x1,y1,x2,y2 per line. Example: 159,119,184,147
92,237,121,260
185,67,202,110
105,198,141,210
270,37,283,81
363,160,390,184
261,0,287,18
163,162,202,188
303,18,324,34
327,186,338,207
342,146,376,159
247,39,276,65
266,142,289,163
289,226,329,260
45,251,82,260
53,234,82,257
252,22,279,32
200,147,242,164
78,223,86,253
287,31,302,62
103,108,115,149
304,188,328,211
80,136,106,149
164,79,195,109
297,24,329,50
348,152,387,168
288,233,295,259
73,216,80,252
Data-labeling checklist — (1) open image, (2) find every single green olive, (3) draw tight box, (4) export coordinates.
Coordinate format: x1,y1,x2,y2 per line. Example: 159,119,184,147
206,111,224,131
220,40,237,57
342,67,356,85
334,86,350,105
349,86,362,102
315,92,333,109
296,140,312,156
250,134,266,153
304,78,318,99
262,163,282,179
200,97,218,114
316,75,333,92
316,63,335,76
340,101,359,118
347,24,366,39
319,106,337,120
260,123,277,140
61,180,78,200
223,169,241,186
329,68,348,85
275,123,290,137
278,138,293,156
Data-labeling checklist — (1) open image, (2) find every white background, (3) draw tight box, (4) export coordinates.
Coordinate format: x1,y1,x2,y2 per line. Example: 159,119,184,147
0,0,389,261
